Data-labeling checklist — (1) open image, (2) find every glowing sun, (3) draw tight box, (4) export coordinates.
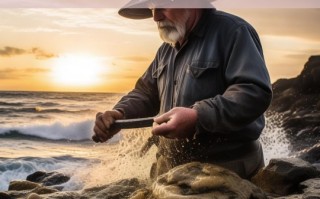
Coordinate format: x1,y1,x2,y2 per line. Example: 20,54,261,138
52,54,104,86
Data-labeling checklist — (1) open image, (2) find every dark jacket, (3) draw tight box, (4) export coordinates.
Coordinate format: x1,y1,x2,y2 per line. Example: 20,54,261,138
114,9,272,162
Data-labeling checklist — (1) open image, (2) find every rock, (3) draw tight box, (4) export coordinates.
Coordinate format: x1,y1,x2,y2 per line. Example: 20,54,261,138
296,143,320,164
8,180,40,191
4,159,320,199
300,178,320,197
276,178,320,199
298,55,320,93
251,158,320,196
82,178,145,199
129,188,152,199
272,78,297,95
27,171,48,182
6,180,59,199
27,193,43,199
275,194,303,199
32,186,58,195
26,171,70,186
4,181,58,199
267,55,320,154
152,162,267,199
0,192,12,199
33,191,82,199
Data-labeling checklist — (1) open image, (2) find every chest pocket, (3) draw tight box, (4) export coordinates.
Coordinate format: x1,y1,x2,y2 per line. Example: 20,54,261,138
179,61,222,104
188,61,219,79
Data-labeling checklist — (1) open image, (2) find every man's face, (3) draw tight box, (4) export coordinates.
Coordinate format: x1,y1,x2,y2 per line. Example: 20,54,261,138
152,9,191,44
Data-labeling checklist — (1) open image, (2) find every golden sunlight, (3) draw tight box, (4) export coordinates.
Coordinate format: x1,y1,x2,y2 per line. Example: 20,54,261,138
52,54,104,86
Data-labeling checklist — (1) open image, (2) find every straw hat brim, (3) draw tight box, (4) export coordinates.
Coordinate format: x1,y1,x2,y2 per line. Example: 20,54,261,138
118,0,215,19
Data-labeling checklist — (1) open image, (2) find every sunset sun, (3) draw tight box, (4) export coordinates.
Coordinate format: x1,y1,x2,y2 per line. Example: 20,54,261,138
52,54,104,87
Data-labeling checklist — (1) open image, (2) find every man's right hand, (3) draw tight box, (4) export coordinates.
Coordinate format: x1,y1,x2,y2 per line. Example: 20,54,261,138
92,110,124,143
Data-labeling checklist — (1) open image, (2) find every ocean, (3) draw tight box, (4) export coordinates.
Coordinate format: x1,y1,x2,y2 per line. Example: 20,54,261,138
0,91,290,191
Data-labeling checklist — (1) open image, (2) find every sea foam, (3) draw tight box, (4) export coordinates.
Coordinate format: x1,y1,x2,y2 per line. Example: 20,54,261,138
0,155,92,191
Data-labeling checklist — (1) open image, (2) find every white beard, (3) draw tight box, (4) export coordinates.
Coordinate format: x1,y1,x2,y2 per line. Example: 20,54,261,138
157,11,190,45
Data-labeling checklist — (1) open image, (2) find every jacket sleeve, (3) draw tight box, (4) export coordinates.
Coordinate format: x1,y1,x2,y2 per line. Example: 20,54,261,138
193,24,272,134
113,60,160,119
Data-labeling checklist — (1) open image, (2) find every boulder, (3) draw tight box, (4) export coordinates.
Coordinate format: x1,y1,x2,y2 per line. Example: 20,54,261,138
152,162,267,199
82,178,145,199
26,171,70,186
0,192,12,199
30,191,82,199
6,180,59,199
8,181,40,191
296,143,320,164
251,158,320,196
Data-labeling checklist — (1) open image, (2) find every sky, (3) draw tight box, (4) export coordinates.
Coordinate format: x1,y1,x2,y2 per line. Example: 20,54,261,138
0,1,320,92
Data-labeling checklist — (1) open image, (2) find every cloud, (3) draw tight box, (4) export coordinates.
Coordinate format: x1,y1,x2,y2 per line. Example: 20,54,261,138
0,67,49,79
228,9,320,42
0,47,26,56
0,68,18,79
17,9,156,36
31,48,56,59
0,46,57,59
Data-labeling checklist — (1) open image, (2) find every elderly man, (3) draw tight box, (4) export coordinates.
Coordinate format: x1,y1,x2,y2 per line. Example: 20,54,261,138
93,0,272,179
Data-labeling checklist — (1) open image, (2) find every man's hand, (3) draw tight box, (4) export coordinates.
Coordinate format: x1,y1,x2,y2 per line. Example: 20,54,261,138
152,107,198,139
92,110,124,143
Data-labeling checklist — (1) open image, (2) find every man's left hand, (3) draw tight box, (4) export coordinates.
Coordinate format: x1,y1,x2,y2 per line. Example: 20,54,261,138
152,107,198,139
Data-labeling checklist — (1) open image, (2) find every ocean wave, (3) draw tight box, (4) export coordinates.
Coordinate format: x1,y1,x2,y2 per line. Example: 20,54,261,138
0,130,48,140
0,120,121,142
0,107,95,114
0,101,24,106
37,102,60,107
0,120,97,141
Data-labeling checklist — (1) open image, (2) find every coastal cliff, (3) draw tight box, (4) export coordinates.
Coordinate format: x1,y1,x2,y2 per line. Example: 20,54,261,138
268,55,320,155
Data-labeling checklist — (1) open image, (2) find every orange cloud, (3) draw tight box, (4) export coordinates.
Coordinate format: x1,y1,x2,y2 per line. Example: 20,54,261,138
0,46,57,59
0,67,49,79
0,46,25,57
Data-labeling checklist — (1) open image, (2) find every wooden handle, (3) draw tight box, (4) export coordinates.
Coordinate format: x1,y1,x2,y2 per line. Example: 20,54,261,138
112,117,154,129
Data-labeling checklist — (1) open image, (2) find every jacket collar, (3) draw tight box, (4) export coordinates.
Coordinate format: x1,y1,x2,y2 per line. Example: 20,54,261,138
190,9,216,38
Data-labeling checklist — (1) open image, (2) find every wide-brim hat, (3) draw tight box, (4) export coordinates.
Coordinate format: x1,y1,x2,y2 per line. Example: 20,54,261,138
118,0,215,19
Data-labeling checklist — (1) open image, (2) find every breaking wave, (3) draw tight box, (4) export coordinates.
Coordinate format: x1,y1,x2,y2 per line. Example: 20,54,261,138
0,120,96,141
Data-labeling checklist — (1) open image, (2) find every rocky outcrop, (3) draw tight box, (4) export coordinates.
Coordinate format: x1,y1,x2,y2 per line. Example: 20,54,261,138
1,158,320,198
296,143,320,164
268,55,320,153
251,158,320,196
2,180,59,199
26,171,70,187
81,178,144,199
